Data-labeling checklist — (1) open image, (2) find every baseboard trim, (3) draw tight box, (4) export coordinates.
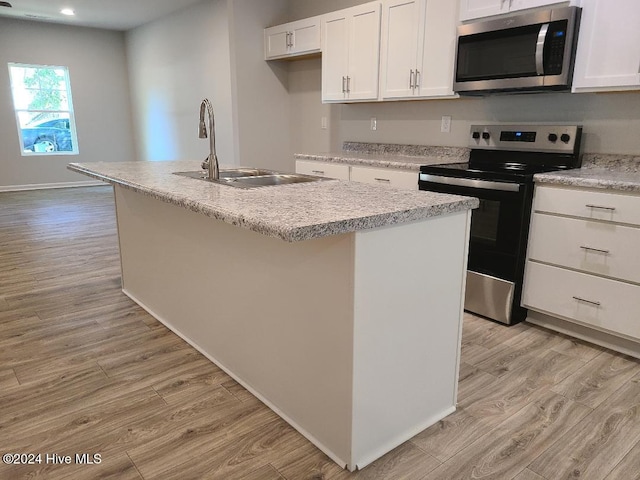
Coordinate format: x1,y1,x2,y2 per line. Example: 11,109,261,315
0,180,106,192
526,311,640,359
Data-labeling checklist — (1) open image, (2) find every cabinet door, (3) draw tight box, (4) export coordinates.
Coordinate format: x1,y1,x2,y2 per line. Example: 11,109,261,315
417,0,458,97
290,17,321,56
572,0,640,91
459,0,507,21
264,25,291,59
347,3,382,101
322,13,350,102
380,0,423,99
350,166,418,190
296,160,350,180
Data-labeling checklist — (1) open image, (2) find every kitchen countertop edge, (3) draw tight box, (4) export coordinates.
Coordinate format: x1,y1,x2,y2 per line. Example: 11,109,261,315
68,162,478,243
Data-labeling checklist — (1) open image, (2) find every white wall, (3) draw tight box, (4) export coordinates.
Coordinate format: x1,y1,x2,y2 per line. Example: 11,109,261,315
126,0,236,165
126,0,292,171
0,18,136,190
228,0,291,171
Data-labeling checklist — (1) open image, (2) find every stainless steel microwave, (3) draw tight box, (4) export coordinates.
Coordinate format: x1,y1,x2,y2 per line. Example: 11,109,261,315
454,6,581,95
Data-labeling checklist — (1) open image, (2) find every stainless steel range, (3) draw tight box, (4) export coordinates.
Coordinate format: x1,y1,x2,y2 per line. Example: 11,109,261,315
419,124,582,324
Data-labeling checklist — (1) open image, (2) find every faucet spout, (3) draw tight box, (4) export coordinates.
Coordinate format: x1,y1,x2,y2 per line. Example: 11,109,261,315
199,98,218,180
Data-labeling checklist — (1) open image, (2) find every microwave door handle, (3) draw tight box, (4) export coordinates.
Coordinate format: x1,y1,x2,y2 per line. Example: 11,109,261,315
535,23,550,75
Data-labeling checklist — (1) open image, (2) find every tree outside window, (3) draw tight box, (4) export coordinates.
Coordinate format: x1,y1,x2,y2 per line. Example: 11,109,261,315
8,63,79,155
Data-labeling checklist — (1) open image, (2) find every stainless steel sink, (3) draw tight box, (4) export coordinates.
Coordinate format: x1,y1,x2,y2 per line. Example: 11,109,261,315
173,169,329,188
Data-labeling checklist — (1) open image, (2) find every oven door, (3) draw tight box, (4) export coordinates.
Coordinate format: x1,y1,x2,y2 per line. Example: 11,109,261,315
419,174,531,324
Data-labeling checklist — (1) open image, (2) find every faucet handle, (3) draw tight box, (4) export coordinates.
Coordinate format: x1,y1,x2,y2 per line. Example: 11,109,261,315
201,157,210,170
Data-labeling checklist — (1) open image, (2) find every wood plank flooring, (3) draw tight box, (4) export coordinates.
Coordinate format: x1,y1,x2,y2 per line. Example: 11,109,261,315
1,186,640,480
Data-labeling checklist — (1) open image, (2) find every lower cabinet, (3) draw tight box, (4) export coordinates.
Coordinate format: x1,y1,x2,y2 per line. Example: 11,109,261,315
295,160,418,190
350,165,418,190
296,160,350,180
523,184,640,345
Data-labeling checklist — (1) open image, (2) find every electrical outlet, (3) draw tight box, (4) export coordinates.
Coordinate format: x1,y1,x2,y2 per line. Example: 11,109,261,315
370,117,377,131
321,117,327,130
441,115,451,133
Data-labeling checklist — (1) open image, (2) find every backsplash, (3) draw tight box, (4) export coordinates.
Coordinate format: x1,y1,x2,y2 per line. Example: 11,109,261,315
582,153,640,173
342,141,469,162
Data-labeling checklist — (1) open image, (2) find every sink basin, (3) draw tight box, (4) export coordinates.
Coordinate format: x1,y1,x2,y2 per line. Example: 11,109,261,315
173,169,329,188
174,168,277,180
219,174,324,188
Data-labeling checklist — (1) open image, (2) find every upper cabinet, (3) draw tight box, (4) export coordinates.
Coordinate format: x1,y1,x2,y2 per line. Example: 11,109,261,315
572,0,640,92
459,0,574,22
322,2,382,103
380,0,458,99
264,16,322,60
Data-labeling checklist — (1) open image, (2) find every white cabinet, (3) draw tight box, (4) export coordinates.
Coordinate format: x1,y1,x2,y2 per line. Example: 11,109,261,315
572,0,640,92
264,16,321,60
350,165,418,190
322,2,382,102
295,160,418,190
523,185,640,343
459,0,571,21
380,0,458,99
295,160,350,180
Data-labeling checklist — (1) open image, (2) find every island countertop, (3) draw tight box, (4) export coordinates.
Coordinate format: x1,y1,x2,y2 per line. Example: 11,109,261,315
68,160,478,242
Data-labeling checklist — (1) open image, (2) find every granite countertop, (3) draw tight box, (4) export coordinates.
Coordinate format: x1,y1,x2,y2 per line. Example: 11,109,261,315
534,154,640,193
295,143,469,171
68,160,478,242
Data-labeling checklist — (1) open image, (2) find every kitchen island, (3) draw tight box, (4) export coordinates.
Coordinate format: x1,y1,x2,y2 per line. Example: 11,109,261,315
68,159,478,471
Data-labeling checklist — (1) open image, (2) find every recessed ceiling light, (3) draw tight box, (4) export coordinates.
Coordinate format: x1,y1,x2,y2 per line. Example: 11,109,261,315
60,8,75,16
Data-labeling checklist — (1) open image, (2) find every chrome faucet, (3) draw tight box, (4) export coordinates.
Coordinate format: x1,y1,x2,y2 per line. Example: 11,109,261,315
199,98,219,181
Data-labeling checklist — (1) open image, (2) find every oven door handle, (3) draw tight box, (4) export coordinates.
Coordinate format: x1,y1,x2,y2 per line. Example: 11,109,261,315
419,173,521,192
535,23,550,75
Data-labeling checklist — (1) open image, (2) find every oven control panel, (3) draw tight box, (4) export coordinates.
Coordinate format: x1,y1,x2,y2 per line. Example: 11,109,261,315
469,124,581,153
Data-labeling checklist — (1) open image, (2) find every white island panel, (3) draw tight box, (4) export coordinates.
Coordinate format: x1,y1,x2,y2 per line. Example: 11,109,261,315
113,183,470,470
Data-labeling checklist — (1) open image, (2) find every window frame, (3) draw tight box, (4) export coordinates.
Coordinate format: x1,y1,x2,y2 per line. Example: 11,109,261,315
8,62,80,156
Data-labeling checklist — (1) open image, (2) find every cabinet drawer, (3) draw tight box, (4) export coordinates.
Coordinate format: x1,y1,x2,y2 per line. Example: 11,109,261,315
350,166,418,190
295,160,350,180
528,213,640,284
534,185,640,226
523,261,640,341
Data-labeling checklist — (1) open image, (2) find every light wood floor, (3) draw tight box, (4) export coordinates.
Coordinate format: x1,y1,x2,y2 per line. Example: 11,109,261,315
1,186,640,480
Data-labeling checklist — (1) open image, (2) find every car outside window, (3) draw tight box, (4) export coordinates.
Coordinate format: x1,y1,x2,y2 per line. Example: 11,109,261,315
8,63,79,155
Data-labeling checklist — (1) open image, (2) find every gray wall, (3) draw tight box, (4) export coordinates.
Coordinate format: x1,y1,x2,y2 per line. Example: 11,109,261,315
284,1,640,156
126,0,292,171
126,0,236,164
0,18,136,190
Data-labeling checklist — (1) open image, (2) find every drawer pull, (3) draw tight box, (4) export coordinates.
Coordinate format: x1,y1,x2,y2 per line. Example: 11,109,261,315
580,246,610,255
572,296,601,307
586,204,616,211
311,170,325,175
374,177,391,182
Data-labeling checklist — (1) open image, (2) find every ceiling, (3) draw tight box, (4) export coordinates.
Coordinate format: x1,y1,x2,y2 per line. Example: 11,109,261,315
0,0,207,31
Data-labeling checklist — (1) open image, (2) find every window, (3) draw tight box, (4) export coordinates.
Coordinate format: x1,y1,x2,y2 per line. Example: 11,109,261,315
8,63,79,155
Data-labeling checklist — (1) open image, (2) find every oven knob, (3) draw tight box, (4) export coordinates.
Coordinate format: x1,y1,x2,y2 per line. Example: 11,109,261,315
472,131,480,139
560,133,571,143
548,133,558,142
482,131,490,140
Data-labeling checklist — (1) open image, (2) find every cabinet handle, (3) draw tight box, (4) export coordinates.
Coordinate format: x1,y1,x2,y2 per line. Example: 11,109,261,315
346,76,351,93
580,246,610,255
415,69,420,88
311,170,325,175
374,177,391,182
409,69,415,89
288,31,294,48
586,204,616,211
572,296,601,307
342,76,346,93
